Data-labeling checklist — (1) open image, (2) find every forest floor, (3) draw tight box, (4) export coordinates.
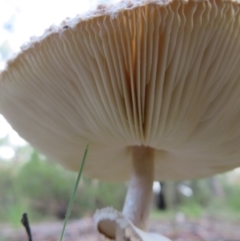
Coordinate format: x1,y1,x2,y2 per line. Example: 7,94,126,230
1,215,240,241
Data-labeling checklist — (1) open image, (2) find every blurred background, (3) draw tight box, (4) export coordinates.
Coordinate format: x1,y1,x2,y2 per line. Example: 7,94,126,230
0,1,240,240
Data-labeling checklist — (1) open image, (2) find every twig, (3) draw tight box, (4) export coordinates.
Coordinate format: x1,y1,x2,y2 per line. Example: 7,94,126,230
21,213,33,241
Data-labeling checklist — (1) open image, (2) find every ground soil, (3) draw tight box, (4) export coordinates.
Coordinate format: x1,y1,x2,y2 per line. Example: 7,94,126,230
1,216,240,241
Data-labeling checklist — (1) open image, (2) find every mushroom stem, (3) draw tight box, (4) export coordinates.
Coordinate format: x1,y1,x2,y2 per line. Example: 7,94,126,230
122,146,154,230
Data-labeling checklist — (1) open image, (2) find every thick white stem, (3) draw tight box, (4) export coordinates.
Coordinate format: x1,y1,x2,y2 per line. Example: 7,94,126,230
94,147,171,240
122,146,154,230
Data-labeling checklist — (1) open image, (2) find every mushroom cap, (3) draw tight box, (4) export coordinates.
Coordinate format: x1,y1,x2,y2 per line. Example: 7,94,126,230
1,0,240,181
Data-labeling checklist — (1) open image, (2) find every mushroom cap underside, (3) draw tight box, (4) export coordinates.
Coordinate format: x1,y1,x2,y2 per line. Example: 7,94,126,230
1,0,240,181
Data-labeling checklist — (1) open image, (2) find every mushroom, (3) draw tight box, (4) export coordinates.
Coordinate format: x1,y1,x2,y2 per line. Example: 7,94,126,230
1,0,240,240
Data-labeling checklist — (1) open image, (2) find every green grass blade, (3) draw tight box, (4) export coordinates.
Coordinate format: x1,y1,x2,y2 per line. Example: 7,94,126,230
59,144,89,241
